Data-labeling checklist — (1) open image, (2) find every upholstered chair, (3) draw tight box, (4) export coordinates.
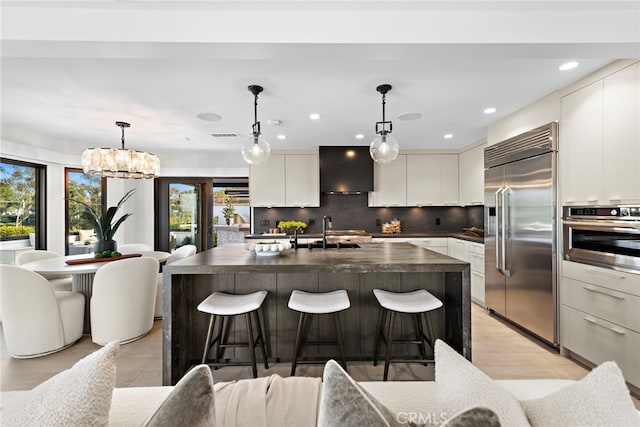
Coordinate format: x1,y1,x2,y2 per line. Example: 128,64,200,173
90,257,159,345
15,250,72,292
155,244,197,318
0,265,84,358
117,243,152,254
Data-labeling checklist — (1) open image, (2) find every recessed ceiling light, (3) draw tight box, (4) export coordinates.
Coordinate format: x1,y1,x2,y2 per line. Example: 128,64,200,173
196,112,222,122
277,134,286,140
309,113,321,120
559,61,579,71
444,134,453,139
484,107,497,114
355,134,364,140
266,120,281,126
398,112,422,121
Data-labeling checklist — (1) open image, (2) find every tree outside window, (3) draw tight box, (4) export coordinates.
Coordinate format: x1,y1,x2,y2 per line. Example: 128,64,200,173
0,161,37,240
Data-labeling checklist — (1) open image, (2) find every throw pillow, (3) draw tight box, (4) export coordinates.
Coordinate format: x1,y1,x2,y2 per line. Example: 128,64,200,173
521,361,639,426
319,359,401,427
143,364,216,427
441,407,501,427
435,339,529,427
2,341,119,427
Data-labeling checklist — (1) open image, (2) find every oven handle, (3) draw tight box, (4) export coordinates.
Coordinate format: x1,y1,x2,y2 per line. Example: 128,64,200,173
562,220,640,233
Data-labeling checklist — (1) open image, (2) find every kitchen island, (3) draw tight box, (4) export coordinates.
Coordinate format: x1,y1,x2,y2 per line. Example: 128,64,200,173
162,242,470,385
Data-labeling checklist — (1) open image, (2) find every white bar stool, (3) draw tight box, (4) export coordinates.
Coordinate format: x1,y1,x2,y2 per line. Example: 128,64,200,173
197,291,268,378
288,289,350,375
372,288,443,381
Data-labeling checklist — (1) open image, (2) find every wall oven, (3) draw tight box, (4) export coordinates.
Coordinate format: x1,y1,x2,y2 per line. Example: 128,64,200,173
562,206,640,272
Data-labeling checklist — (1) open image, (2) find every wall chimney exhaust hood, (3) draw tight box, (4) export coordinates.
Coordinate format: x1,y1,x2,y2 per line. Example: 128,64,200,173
319,146,373,193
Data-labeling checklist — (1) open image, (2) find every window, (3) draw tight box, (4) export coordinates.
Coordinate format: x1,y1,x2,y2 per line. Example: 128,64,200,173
0,158,46,247
213,177,250,227
65,168,106,254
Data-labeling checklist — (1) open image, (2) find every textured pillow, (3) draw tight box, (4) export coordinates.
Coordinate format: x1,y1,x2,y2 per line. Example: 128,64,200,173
521,361,639,426
2,341,119,427
435,339,529,427
319,359,401,427
441,407,501,427
143,364,216,427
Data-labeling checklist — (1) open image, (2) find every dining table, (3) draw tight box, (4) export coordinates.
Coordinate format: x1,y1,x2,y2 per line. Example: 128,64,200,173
21,251,171,333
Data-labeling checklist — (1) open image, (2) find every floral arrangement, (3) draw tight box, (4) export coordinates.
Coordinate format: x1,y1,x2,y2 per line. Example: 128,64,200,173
277,220,307,231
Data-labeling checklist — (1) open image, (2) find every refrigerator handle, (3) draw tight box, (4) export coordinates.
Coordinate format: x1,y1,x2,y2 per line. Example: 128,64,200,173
495,187,504,273
502,187,511,277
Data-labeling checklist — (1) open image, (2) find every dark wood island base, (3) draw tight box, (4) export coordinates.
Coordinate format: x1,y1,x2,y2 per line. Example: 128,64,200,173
162,242,470,385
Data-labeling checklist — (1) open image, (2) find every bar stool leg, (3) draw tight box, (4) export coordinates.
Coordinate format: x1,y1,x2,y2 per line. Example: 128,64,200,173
214,316,226,368
383,311,396,381
255,309,269,369
291,312,306,376
373,308,387,366
245,313,258,378
202,314,216,364
415,313,429,366
333,312,347,370
424,311,436,349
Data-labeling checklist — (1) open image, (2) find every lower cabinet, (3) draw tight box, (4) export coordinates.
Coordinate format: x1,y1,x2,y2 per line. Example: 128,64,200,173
448,238,485,306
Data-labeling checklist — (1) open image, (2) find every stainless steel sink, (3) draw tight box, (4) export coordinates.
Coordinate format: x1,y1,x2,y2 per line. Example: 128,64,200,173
323,230,372,244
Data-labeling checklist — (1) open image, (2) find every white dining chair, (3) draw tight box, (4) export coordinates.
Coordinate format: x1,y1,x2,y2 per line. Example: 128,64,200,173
90,257,159,345
155,244,197,318
15,250,72,292
118,243,152,254
0,265,84,358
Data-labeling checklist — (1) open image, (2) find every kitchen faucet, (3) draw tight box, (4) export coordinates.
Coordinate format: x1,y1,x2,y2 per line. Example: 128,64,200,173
322,215,333,249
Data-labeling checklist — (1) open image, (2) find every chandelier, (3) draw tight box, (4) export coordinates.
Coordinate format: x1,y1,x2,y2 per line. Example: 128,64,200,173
81,121,160,179
241,85,271,165
369,84,399,163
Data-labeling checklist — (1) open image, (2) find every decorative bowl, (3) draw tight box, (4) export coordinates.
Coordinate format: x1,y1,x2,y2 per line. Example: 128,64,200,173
246,241,291,256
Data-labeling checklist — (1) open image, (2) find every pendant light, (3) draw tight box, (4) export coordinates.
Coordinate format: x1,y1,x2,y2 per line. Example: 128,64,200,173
241,85,271,165
369,84,399,163
81,121,160,179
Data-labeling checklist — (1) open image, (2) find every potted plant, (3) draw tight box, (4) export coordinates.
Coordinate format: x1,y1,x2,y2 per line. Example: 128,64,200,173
222,195,236,225
70,189,134,254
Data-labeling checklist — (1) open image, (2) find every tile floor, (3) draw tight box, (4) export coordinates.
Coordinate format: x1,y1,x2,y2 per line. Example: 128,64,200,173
2,304,638,407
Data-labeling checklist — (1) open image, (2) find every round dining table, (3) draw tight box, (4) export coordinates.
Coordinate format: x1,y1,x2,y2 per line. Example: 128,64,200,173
21,251,171,333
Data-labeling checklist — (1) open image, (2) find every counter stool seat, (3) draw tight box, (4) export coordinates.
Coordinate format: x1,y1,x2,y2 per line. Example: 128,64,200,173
373,288,443,381
197,291,268,378
288,289,350,375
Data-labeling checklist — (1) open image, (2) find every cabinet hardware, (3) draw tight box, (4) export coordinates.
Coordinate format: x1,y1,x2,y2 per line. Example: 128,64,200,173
583,285,625,300
584,268,626,280
583,316,625,335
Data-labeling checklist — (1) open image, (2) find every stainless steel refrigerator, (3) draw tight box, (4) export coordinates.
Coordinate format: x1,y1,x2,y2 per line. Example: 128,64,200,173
484,122,557,346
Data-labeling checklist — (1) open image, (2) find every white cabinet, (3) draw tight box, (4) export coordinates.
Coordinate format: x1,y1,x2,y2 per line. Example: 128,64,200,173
459,143,485,206
250,154,286,207
285,154,319,207
448,238,469,262
406,154,459,206
448,239,485,305
368,155,407,207
250,153,320,207
561,61,640,205
560,261,640,388
371,237,449,255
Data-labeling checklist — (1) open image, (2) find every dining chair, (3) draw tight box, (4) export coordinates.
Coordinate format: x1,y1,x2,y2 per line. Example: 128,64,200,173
155,244,197,318
90,257,159,345
118,243,152,254
15,250,72,292
0,265,84,358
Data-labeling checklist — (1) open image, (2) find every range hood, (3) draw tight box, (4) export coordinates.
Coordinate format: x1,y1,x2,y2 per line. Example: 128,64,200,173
319,146,373,193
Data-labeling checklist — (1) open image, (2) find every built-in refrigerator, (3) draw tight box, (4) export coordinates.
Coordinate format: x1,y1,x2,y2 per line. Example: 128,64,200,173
484,122,558,346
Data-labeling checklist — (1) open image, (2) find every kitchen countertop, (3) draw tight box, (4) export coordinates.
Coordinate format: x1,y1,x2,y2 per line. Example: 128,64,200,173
246,231,484,244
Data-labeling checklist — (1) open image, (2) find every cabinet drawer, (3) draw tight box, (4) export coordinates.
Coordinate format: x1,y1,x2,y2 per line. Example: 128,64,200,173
469,252,484,274
471,270,485,305
562,261,640,296
468,242,484,255
561,305,640,388
448,238,469,262
562,277,640,332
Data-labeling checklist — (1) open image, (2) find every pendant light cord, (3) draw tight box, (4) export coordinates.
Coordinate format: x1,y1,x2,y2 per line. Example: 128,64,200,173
381,93,386,123
120,124,126,149
253,93,260,137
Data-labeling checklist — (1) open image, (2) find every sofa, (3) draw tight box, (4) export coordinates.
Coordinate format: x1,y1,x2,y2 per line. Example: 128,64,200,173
2,340,639,427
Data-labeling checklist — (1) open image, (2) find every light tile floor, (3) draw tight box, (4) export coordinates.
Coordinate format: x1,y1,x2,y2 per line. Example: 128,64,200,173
2,304,638,407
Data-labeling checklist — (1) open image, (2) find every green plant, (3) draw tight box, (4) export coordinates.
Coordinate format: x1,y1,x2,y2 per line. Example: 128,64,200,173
277,220,307,230
0,224,35,238
70,189,134,241
222,195,235,220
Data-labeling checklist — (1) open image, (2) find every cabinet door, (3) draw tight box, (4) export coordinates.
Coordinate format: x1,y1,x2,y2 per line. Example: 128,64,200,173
249,155,285,207
441,154,459,205
459,144,485,206
407,155,441,205
368,154,407,207
560,81,604,204
285,154,319,207
603,62,640,203
448,238,469,262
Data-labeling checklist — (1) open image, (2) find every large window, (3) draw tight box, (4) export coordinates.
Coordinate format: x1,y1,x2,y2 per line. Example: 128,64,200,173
0,158,46,247
65,168,106,254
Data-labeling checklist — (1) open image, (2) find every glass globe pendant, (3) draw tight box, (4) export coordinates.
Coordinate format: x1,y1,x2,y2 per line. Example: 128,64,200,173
369,84,399,163
241,85,271,165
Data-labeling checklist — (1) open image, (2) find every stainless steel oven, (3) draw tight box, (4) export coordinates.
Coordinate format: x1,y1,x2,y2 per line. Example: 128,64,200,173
562,206,640,272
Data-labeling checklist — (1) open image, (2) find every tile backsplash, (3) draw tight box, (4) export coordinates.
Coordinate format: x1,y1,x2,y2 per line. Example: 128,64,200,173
253,193,483,234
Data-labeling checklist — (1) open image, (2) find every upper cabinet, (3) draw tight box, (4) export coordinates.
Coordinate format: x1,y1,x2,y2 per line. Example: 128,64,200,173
368,155,407,207
458,143,486,206
250,153,319,207
406,154,459,206
561,61,640,205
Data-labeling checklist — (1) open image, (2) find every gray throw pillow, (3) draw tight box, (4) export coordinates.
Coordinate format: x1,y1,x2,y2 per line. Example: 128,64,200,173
442,407,501,427
319,359,401,427
144,364,216,427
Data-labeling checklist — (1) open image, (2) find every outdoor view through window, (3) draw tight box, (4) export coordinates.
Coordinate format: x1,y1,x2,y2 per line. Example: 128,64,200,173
0,160,38,242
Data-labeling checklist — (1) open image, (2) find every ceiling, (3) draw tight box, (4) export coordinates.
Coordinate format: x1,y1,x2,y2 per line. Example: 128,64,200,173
2,1,639,162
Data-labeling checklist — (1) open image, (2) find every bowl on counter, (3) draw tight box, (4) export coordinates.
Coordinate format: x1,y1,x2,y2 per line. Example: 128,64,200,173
246,241,292,256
